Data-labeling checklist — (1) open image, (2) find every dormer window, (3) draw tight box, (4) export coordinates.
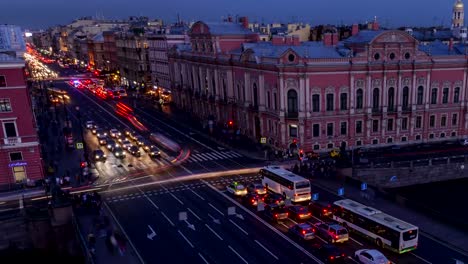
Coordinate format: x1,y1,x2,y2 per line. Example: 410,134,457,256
288,54,295,62
404,52,411,60
374,53,380,60
389,53,395,60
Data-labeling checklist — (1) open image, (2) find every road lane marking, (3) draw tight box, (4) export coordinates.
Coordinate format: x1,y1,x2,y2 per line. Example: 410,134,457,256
189,189,205,201
228,245,249,264
160,211,175,227
205,224,223,241
410,253,432,264
208,203,225,216
187,208,202,221
19,198,23,209
178,230,194,248
198,252,209,264
168,192,184,205
229,219,248,235
103,202,145,263
347,256,360,263
254,239,279,260
350,237,363,246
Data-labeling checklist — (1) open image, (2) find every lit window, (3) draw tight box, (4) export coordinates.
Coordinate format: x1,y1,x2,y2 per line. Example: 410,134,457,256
0,99,11,112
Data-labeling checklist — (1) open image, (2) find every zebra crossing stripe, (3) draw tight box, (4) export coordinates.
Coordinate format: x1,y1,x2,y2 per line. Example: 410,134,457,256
211,152,228,159
228,151,242,158
204,153,220,160
214,151,231,159
189,155,202,162
194,154,208,161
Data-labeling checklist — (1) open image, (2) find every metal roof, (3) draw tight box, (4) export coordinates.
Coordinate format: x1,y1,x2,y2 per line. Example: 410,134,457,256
343,30,385,45
418,40,466,55
203,22,254,35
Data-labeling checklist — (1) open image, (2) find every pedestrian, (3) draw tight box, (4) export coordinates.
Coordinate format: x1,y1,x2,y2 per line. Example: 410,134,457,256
105,231,116,255
114,232,127,256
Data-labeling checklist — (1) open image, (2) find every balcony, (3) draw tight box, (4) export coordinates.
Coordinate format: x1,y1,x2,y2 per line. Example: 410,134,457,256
3,137,22,145
249,104,259,112
286,112,299,119
372,108,382,115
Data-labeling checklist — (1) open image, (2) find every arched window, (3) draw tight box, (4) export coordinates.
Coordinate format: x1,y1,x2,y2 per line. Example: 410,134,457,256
454,87,460,103
387,87,395,111
356,89,363,109
287,89,298,114
223,79,227,101
417,86,424,105
253,83,258,107
237,84,241,101
340,93,348,110
442,88,449,104
372,88,380,110
402,86,409,109
212,76,216,96
431,88,438,104
312,94,320,112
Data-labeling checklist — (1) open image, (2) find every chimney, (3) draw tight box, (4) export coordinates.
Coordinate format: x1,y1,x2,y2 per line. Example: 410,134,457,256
239,16,249,29
352,24,359,36
272,36,285,45
449,38,454,52
227,16,233,22
323,33,333,46
372,16,380,30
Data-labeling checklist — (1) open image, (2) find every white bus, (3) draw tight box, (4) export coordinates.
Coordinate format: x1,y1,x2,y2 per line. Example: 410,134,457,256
333,199,418,254
260,166,311,202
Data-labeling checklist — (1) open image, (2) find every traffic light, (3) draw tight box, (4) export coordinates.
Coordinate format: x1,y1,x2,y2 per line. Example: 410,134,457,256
228,120,234,127
299,149,304,161
80,161,87,168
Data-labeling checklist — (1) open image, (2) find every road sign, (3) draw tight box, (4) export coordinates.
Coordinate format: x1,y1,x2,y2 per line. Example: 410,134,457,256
260,137,267,144
227,206,236,216
178,211,187,221
312,193,319,201
257,202,265,212
361,182,367,191
76,142,83,149
338,187,345,196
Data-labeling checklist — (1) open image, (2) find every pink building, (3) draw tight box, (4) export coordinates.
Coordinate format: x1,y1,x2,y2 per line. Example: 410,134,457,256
169,20,468,153
0,52,43,188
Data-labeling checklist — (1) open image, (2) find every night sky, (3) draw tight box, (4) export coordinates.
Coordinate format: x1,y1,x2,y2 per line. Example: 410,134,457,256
5,0,457,29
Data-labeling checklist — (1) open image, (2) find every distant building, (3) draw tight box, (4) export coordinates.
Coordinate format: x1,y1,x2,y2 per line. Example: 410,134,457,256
0,25,26,58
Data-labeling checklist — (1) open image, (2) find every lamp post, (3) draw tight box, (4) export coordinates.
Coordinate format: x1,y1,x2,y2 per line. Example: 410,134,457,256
75,106,89,166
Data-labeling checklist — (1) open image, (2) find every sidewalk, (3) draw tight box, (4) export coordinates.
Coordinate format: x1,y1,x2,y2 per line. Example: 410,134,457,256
311,175,468,254
74,202,142,264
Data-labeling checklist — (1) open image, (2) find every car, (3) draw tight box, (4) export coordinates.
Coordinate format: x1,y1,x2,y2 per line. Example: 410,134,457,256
313,222,349,243
128,145,141,157
97,134,107,145
148,145,161,158
288,223,315,240
329,149,341,158
287,205,312,221
226,182,248,196
113,147,126,158
354,249,390,264
91,125,99,134
309,200,334,219
312,244,347,263
109,128,121,138
121,139,133,149
123,128,135,137
85,121,95,129
118,89,128,97
263,193,284,205
263,204,289,222
247,182,267,195
134,135,145,146
106,139,118,150
128,131,138,140
242,192,264,206
92,149,106,162
95,129,107,137
116,135,126,144
141,140,152,151
459,139,468,146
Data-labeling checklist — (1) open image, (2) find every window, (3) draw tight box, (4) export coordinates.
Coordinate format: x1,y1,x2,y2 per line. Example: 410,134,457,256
12,166,26,183
372,120,379,132
0,76,5,87
274,92,278,110
387,119,394,131
327,123,333,136
356,140,362,146
313,124,320,137
326,94,334,111
429,115,435,127
454,87,460,103
405,52,411,60
314,144,320,150
387,87,395,111
452,113,458,126
372,88,380,110
3,122,17,137
340,93,348,110
267,91,271,109
416,134,421,140
442,88,449,104
340,122,347,135
441,116,447,127
402,136,407,142
452,132,457,137
416,116,422,128
356,120,363,134
387,138,393,143
356,89,363,109
372,139,378,145
431,88,437,104
287,90,298,114
0,99,11,112
288,54,295,62
429,133,434,139
252,83,258,107
440,133,446,138
289,125,298,137
374,53,380,60
389,53,396,60
9,152,22,161
402,86,409,109
402,117,408,130
327,143,334,149
312,94,320,112
417,86,424,105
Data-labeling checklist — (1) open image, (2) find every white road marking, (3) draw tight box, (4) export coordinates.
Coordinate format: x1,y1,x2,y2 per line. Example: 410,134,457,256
198,252,209,264
178,230,194,248
19,198,23,209
208,203,225,216
187,208,202,221
228,245,249,264
205,224,223,241
254,239,279,260
229,219,249,235
160,211,175,227
350,237,363,246
410,253,432,264
189,189,205,201
347,256,360,263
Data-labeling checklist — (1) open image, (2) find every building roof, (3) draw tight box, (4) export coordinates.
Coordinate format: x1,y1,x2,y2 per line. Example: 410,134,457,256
412,30,454,41
0,53,23,63
343,30,385,45
238,41,350,59
203,22,254,35
0,25,26,53
418,40,467,55
92,33,104,42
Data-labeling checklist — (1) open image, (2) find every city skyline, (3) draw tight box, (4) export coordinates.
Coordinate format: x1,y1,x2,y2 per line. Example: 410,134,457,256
6,0,458,29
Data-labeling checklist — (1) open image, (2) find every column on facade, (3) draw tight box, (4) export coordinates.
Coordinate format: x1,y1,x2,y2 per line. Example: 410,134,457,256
227,70,234,99
214,69,219,100
366,74,372,138
244,72,250,107
381,74,387,139
463,69,468,131
258,74,265,111
350,75,355,115
305,75,311,118
299,75,306,145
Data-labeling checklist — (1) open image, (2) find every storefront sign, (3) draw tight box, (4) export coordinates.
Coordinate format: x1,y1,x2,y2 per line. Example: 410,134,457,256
9,161,27,168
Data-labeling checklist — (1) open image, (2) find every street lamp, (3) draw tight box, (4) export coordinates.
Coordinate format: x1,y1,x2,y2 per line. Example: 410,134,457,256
75,106,89,166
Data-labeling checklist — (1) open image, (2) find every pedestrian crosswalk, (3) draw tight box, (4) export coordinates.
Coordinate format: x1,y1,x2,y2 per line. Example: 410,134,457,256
186,151,243,163
93,155,171,178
